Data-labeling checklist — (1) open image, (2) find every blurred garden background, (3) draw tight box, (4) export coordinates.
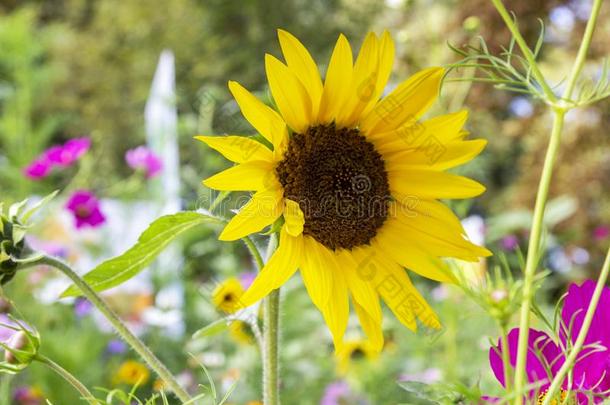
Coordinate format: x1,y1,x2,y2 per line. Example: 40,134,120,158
0,0,609,404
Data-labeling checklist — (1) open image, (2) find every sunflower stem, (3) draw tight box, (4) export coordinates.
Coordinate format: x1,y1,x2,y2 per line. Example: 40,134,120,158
541,247,610,405
18,256,192,404
262,233,280,405
34,354,97,404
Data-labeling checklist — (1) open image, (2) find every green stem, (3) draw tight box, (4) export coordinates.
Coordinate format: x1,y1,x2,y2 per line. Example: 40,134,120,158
512,109,565,403
541,247,610,405
262,234,280,405
35,354,97,404
562,0,603,101
498,322,512,395
22,256,192,404
490,0,558,103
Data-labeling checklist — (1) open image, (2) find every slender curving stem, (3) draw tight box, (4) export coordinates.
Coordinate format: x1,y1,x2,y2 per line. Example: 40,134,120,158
489,0,558,103
262,234,280,405
19,256,193,404
541,247,610,405
35,354,97,404
511,108,565,402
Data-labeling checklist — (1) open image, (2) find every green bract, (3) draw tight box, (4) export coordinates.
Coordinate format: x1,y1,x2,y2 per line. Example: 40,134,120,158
0,191,58,284
0,317,40,374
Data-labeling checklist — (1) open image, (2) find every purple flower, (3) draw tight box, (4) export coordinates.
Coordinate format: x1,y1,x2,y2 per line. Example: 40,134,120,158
320,381,351,405
65,190,106,229
500,234,519,251
106,339,127,355
23,159,52,180
593,225,610,241
486,280,610,403
45,137,91,167
13,386,42,405
239,271,256,290
0,314,19,343
74,298,93,318
23,137,90,180
125,146,163,178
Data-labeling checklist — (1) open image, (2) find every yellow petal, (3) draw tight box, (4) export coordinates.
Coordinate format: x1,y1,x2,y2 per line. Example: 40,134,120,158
393,209,491,260
283,199,304,237
219,189,283,241
195,135,273,163
277,29,323,117
389,168,486,199
353,301,384,352
385,139,487,171
341,250,382,323
228,81,288,149
299,236,335,308
320,263,349,350
318,34,353,124
369,110,469,156
362,30,395,118
336,32,379,127
361,67,444,135
240,228,303,306
373,216,455,283
203,160,275,191
265,54,312,133
374,254,441,330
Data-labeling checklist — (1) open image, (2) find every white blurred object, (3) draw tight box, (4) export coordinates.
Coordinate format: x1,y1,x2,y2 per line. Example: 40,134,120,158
462,215,486,246
144,50,185,337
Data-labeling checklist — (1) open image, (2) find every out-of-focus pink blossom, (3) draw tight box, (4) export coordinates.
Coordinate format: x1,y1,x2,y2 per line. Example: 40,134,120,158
23,137,91,180
593,225,610,241
45,137,91,167
125,146,163,178
65,190,106,229
500,234,519,251
23,159,52,179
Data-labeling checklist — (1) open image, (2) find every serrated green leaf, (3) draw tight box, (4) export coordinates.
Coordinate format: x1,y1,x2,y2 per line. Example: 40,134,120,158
61,212,219,297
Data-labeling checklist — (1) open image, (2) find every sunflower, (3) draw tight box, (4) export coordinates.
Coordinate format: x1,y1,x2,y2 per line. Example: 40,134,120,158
196,30,491,352
113,360,150,386
212,277,245,314
336,339,378,375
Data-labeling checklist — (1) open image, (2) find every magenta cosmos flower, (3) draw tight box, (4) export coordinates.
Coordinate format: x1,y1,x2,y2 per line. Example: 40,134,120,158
65,190,106,229
486,280,610,403
125,146,163,178
24,137,91,180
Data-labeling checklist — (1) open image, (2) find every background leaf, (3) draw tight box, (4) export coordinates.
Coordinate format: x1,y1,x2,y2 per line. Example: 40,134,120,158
61,212,219,297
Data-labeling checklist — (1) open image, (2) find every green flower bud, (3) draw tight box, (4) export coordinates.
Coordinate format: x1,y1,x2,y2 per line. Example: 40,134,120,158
0,318,40,374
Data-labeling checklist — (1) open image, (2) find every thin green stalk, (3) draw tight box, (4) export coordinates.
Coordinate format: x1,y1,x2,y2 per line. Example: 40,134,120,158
21,256,192,404
498,322,512,394
562,0,603,101
541,247,610,405
262,234,280,405
511,108,565,403
490,0,557,103
35,354,97,404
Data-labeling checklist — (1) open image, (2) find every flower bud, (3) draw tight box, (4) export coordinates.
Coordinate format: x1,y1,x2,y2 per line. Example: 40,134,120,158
0,319,40,374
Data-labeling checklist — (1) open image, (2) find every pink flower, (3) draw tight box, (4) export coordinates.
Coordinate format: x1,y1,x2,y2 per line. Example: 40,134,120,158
125,146,163,178
593,225,610,241
23,137,91,180
500,234,519,251
65,190,106,229
45,137,91,167
23,159,52,179
485,280,610,403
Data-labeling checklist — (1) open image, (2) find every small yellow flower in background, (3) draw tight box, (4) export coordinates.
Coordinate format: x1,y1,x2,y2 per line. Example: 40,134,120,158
228,320,256,345
197,29,491,353
336,339,378,375
246,401,264,405
153,378,165,392
113,360,150,386
212,277,245,313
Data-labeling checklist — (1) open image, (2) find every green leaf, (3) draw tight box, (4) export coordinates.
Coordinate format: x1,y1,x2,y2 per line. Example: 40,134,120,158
61,212,219,297
192,319,229,340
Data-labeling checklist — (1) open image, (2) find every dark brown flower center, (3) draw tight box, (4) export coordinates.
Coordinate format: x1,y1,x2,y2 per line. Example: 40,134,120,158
276,124,390,250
